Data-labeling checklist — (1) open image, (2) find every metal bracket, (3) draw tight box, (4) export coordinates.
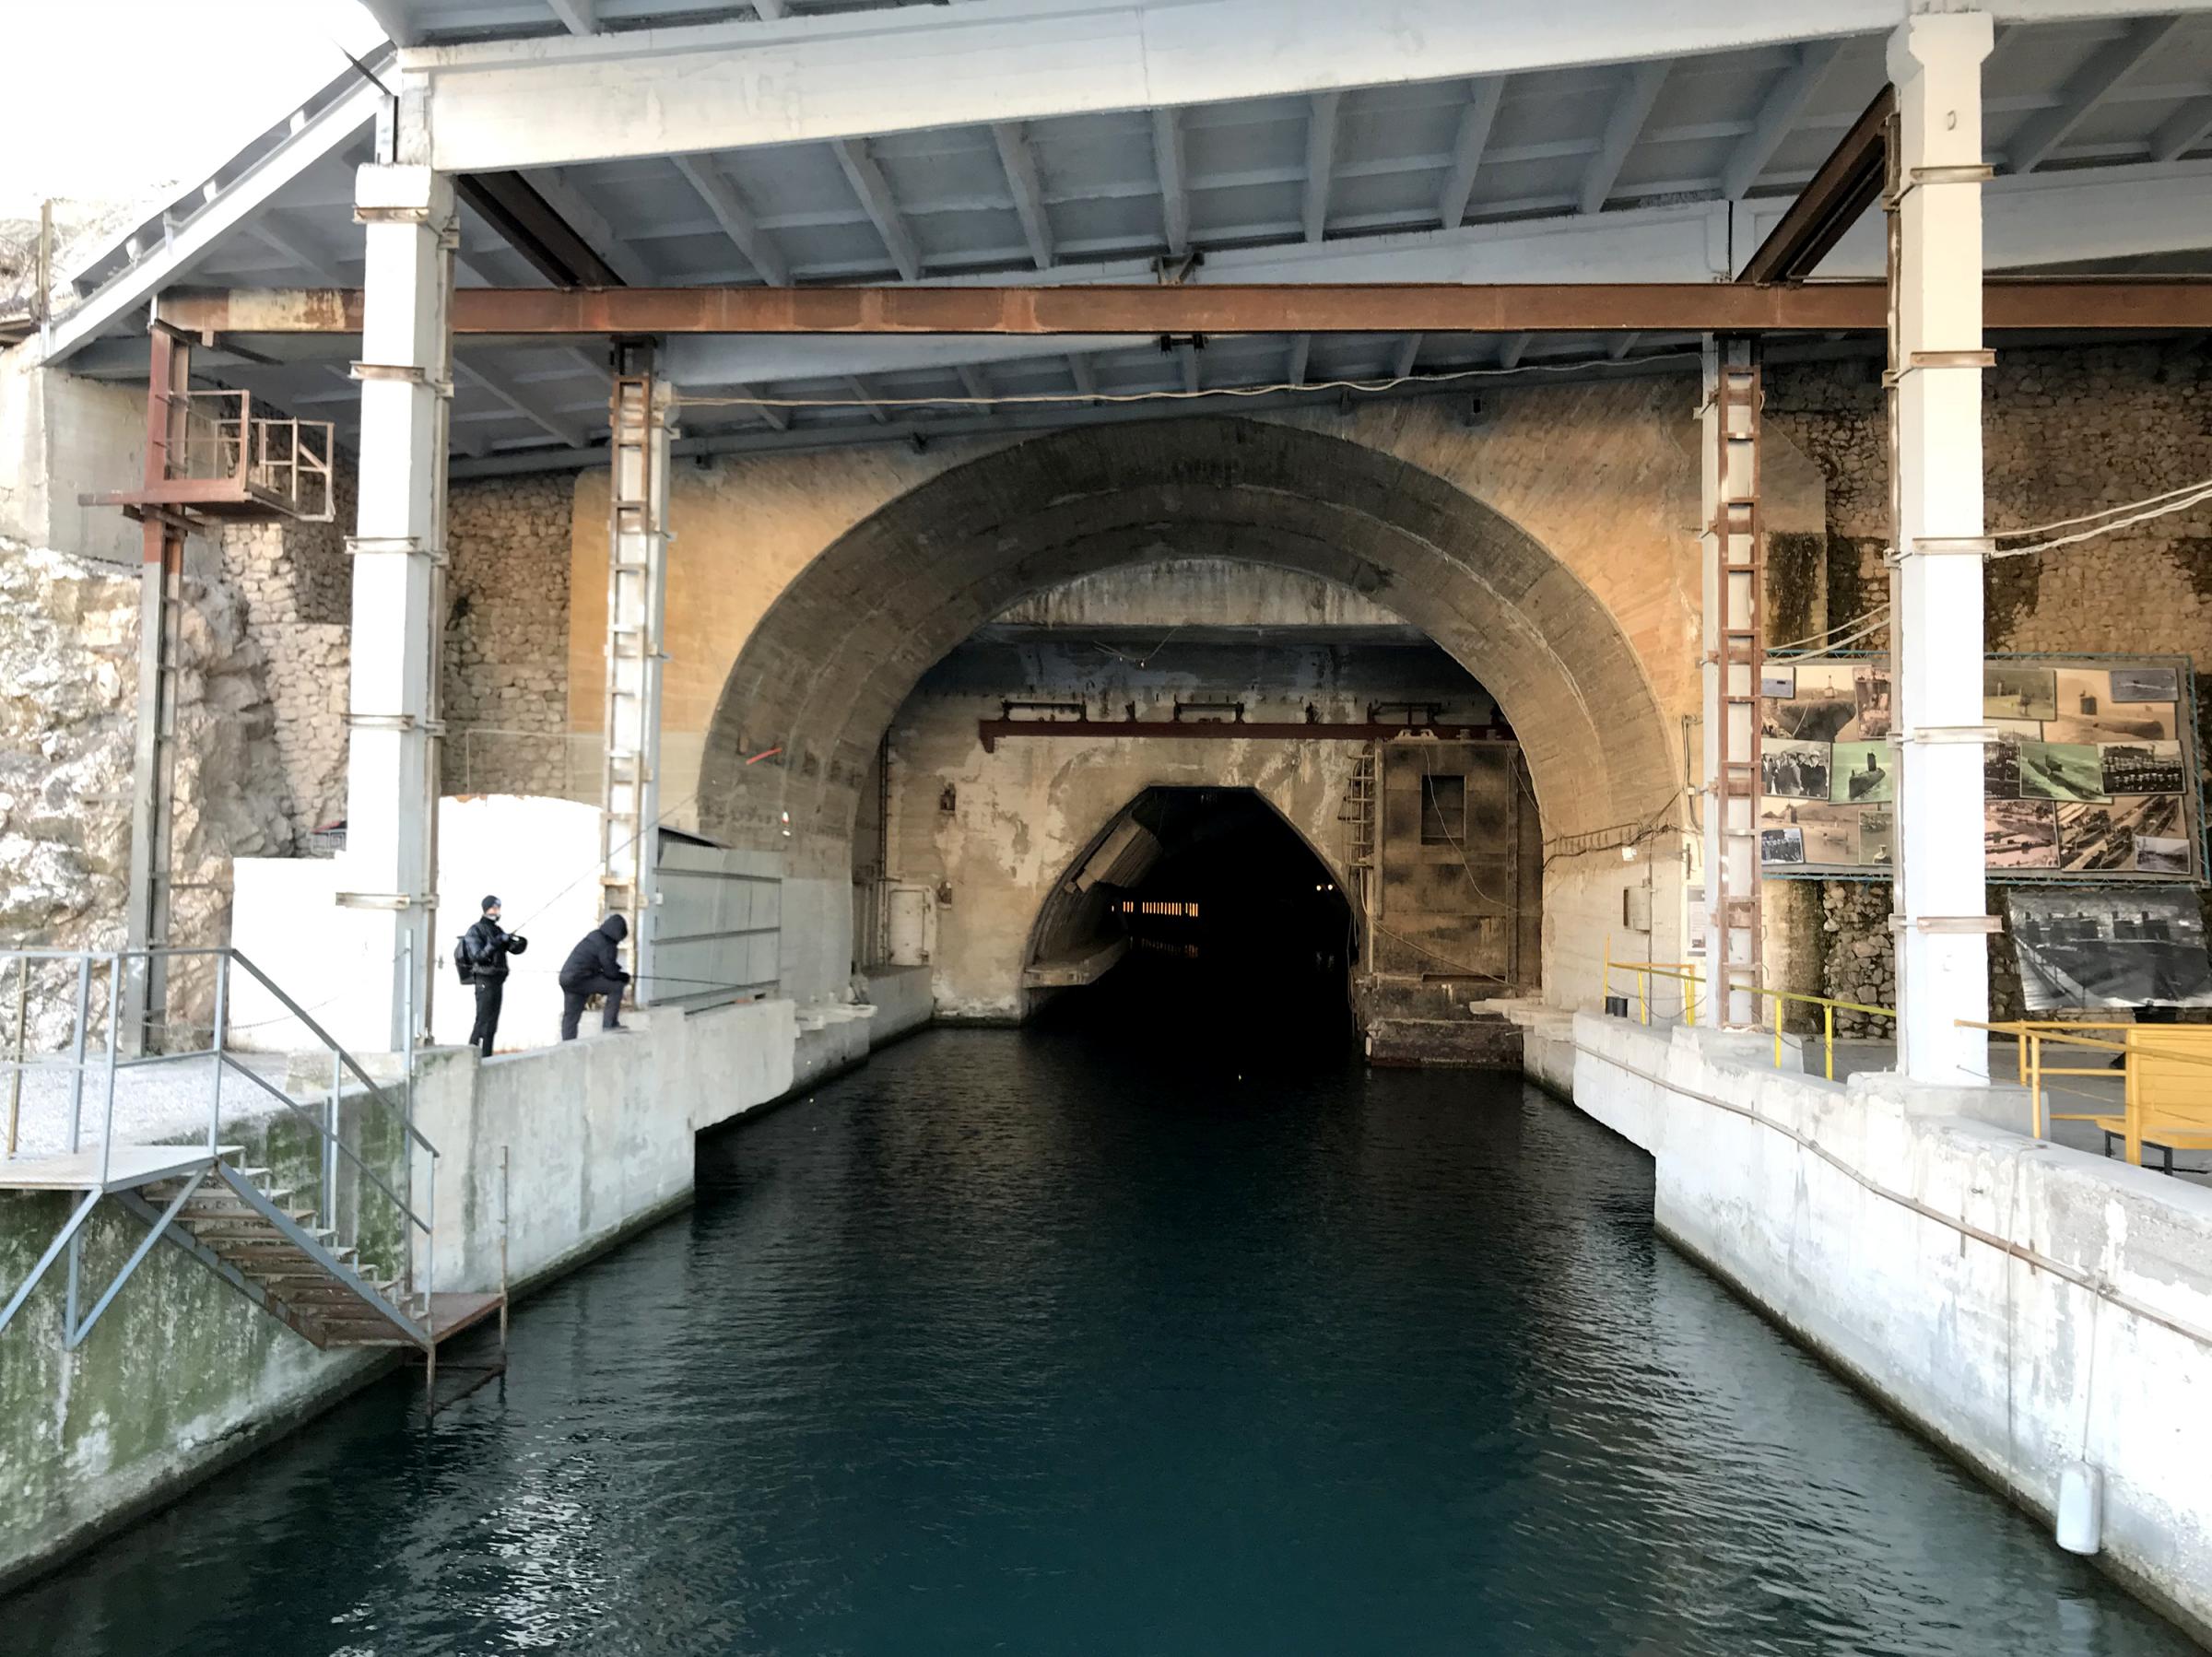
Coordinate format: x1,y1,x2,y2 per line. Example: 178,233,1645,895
1884,162,1996,206
0,1189,104,1338
1882,349,1997,387
66,1169,207,1348
349,362,455,398
1888,914,2004,934
344,713,446,734
354,204,437,227
335,891,431,911
345,534,449,566
1883,535,1994,565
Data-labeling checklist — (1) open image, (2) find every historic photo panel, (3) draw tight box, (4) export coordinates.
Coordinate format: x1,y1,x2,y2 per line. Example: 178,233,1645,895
1757,655,2198,880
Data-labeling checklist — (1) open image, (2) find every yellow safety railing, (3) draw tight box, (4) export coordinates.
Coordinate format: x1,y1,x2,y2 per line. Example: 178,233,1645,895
1959,1019,2212,1165
1604,945,1896,1082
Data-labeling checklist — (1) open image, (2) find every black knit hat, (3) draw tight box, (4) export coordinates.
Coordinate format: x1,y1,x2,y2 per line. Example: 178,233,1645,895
482,895,500,912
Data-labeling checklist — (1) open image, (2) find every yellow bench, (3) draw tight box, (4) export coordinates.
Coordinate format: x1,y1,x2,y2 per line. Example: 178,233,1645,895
2089,1025,2212,1172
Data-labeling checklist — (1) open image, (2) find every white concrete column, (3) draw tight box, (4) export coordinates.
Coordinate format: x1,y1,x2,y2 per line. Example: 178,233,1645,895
1888,13,1994,1086
340,165,454,1051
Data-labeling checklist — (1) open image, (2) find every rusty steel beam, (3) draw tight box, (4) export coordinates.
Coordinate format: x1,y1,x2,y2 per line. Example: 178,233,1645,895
154,278,2212,339
1740,87,1895,286
454,172,627,289
977,718,1515,754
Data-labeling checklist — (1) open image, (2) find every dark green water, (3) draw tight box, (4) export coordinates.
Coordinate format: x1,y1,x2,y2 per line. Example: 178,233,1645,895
11,997,2195,1655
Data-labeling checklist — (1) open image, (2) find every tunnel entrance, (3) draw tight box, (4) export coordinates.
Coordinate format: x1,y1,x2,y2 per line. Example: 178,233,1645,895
1028,787,1355,1047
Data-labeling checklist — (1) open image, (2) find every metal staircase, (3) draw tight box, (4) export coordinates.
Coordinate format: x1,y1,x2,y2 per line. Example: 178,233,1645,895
1,946,505,1404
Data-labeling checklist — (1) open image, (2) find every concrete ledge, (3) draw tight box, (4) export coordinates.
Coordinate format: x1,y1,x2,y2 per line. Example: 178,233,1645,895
0,1346,395,1598
1571,1014,2212,1641
862,964,935,1048
1503,1004,1577,1099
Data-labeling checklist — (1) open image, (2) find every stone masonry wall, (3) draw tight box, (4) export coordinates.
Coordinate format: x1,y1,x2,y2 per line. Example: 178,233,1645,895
1768,343,2212,1033
219,472,353,843
442,473,576,799
216,471,581,843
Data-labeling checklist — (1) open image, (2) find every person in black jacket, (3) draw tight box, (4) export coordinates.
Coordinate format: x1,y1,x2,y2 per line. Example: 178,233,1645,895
463,896,528,1058
559,913,631,1040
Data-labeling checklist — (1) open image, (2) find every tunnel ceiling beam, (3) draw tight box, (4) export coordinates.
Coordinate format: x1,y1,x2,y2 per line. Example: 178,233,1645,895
153,278,2212,340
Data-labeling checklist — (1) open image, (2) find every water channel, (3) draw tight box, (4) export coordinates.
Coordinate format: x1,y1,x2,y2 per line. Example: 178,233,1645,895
11,963,2194,1655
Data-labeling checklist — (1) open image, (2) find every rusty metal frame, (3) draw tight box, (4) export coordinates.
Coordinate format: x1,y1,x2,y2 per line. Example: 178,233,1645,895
152,279,2212,341
1739,88,1896,286
454,172,626,288
977,717,1513,754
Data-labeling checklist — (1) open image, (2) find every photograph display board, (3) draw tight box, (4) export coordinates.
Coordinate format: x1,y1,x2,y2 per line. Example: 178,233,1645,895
1758,655,2200,881
2006,889,2212,1010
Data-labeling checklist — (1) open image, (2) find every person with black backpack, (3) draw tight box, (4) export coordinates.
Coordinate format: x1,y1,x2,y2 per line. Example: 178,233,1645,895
457,896,528,1058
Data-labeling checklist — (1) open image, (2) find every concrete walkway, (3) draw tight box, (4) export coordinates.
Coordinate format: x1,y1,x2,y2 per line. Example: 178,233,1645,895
1830,1036,2207,1184
2,1052,299,1162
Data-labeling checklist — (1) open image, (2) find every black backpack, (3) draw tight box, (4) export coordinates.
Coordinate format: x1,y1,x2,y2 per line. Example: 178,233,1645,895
453,933,477,986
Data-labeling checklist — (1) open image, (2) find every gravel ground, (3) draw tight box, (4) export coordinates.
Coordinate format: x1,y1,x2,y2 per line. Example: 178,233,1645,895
2,1051,302,1161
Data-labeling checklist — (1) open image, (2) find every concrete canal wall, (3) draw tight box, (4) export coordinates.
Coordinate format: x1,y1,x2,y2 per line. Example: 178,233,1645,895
0,995,796,1593
1559,1013,2212,1641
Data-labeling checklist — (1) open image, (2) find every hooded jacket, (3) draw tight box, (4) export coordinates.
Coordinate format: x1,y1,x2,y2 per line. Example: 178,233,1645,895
559,913,630,987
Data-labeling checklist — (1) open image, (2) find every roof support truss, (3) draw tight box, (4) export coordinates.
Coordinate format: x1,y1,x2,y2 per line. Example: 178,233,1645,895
992,122,1057,269
672,156,791,284
1722,41,1841,199
2005,15,2186,173
1437,77,1505,230
1152,109,1190,257
832,138,924,280
1580,61,1670,215
1303,91,1341,242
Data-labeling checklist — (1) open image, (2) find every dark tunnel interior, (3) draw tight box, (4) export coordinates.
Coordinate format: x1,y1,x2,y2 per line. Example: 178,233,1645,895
1036,788,1357,1059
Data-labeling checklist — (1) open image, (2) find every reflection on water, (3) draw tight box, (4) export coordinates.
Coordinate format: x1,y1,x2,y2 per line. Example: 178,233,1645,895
8,981,2193,1656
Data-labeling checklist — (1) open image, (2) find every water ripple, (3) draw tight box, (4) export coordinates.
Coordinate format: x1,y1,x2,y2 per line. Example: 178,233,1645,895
7,1020,2194,1657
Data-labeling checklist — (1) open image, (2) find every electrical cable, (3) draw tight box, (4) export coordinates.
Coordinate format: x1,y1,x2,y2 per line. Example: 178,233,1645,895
671,349,1703,415
1766,603,1891,655
1993,472,2212,543
1990,481,2212,561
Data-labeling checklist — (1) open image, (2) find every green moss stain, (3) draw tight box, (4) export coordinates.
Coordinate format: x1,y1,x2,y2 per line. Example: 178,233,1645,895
0,1095,413,1579
1765,532,1825,652
1825,535,1887,652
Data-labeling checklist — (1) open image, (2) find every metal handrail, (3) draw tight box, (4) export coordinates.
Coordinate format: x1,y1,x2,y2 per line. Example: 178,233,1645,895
0,945,438,1285
1958,1017,2212,1155
1603,952,1897,1082
224,949,436,1155
72,945,435,1156
214,1052,429,1232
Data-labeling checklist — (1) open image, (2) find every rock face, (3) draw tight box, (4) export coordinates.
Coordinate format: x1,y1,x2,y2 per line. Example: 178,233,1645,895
0,537,291,1043
0,543,135,956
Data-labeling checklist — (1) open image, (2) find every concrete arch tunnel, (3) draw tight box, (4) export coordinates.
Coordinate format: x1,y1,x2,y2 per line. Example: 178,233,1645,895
695,416,1682,1005
1022,783,1360,1007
